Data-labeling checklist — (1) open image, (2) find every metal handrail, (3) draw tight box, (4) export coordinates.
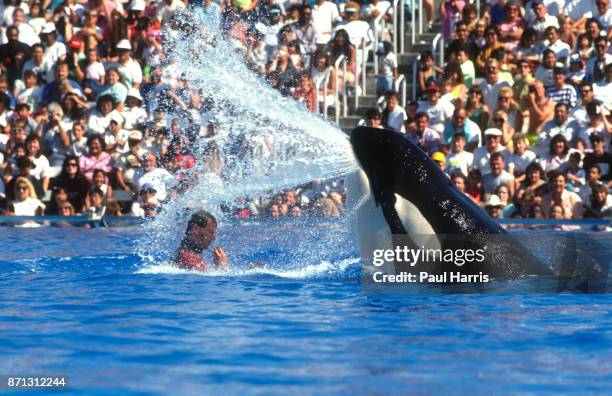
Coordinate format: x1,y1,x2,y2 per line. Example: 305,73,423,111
412,54,420,100
392,0,398,54
372,1,393,75
334,55,347,124
395,74,407,108
411,0,416,45
354,38,367,111
314,66,332,117
432,33,444,67
400,0,405,53
419,0,423,35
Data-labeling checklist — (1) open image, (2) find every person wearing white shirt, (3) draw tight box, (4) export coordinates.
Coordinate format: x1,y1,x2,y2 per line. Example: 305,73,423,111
134,152,175,202
417,86,454,134
446,133,474,177
472,128,508,175
480,59,512,112
311,0,341,44
121,88,148,130
544,27,570,64
382,92,407,132
116,40,143,88
1,2,29,26
508,134,537,176
41,23,67,66
157,0,186,25
536,103,579,156
1,8,40,46
22,43,54,84
593,64,612,104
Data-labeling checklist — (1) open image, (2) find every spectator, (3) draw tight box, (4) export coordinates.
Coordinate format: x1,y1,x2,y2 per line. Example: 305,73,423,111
529,0,559,41
466,168,483,203
472,128,507,175
311,0,341,45
79,134,114,181
541,170,583,219
583,183,612,219
465,85,489,132
292,72,317,113
4,177,45,225
570,82,596,128
416,51,441,99
545,67,577,108
539,134,570,173
42,61,83,104
534,49,558,88
376,41,397,96
483,194,504,219
0,25,31,86
483,152,514,196
417,85,454,134
98,68,128,109
406,112,440,154
497,1,524,52
508,133,537,180
4,156,44,200
495,86,523,134
446,133,473,176
50,155,90,212
587,36,611,83
593,64,612,104
442,106,480,149
382,91,407,133
577,102,607,151
544,26,570,64
536,103,578,156
480,59,511,112
41,22,67,66
363,108,383,129
134,152,175,202
25,134,50,190
525,80,555,141
583,134,612,184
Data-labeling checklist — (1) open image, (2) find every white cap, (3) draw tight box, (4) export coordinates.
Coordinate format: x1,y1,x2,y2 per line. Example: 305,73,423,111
108,110,124,125
116,39,132,50
127,87,143,101
484,128,503,137
484,194,503,208
129,0,146,11
41,22,56,34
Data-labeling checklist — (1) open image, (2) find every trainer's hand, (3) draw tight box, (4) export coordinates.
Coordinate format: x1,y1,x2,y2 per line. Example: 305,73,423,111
213,247,228,270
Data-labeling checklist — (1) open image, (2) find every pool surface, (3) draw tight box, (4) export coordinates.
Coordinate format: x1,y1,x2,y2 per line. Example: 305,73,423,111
1,221,612,395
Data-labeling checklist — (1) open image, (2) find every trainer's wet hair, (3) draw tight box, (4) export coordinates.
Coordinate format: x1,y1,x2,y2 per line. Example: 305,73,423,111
186,210,217,232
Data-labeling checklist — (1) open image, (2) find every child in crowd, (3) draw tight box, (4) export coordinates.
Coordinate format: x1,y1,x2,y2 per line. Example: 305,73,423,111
376,41,398,97
381,92,408,133
446,133,473,177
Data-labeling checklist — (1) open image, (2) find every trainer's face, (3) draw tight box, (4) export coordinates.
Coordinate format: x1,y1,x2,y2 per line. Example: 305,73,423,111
190,222,217,249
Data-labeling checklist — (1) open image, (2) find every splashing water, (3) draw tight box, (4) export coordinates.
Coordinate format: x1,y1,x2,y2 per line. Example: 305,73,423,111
138,10,359,261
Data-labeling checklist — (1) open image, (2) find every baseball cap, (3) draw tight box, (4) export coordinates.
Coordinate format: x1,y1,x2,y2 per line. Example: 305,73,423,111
67,37,82,50
41,22,56,34
427,85,440,92
484,128,503,137
589,133,604,142
431,151,446,163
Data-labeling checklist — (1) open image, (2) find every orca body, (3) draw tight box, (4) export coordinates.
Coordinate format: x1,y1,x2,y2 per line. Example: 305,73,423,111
348,126,554,280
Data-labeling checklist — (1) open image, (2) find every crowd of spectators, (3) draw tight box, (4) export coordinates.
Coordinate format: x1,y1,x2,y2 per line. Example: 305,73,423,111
0,0,360,225
361,0,612,224
0,0,610,228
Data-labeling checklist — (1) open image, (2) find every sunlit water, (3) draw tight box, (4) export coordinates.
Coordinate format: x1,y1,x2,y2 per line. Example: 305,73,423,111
2,224,612,395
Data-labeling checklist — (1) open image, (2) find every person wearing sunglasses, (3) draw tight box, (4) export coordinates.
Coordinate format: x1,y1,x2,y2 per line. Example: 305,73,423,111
50,155,90,212
4,177,45,226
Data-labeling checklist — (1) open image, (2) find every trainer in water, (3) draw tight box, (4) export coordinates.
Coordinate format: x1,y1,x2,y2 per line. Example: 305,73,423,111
174,210,228,272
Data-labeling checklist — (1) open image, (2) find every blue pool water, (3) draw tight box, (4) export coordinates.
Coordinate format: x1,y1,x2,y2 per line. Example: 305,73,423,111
1,221,612,395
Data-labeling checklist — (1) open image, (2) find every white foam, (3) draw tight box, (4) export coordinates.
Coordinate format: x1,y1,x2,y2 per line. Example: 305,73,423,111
135,258,360,279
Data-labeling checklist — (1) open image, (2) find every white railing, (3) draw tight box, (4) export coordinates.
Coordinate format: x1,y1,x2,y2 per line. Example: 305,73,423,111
334,55,347,124
392,0,398,54
432,33,444,67
400,0,405,53
419,0,423,35
412,54,420,100
372,1,393,75
314,66,332,118
395,74,407,108
411,0,416,45
354,38,367,111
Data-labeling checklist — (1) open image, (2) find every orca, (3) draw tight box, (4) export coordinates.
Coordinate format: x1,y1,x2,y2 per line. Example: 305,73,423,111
346,126,555,280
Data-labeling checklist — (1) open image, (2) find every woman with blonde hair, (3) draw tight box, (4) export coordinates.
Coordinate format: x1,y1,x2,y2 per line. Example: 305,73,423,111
6,177,45,227
494,86,523,132
490,110,515,152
